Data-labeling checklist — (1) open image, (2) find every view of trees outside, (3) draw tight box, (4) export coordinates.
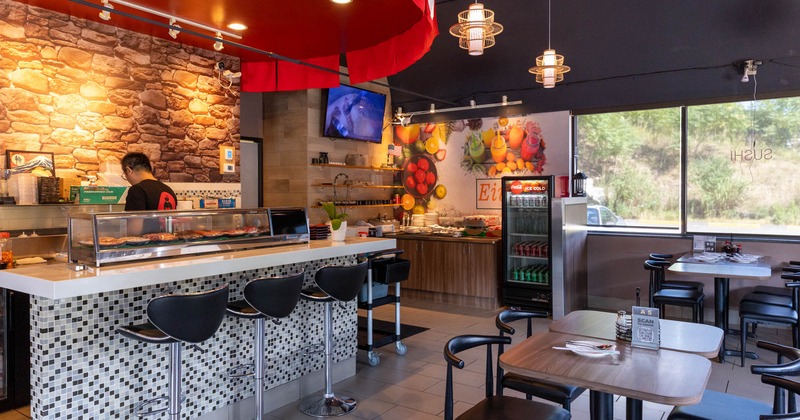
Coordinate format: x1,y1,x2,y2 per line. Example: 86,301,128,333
576,108,681,229
576,96,800,235
688,98,800,235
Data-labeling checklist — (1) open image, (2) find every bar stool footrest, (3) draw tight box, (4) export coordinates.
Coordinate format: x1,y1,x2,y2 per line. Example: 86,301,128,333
226,362,255,378
299,393,357,417
134,394,186,417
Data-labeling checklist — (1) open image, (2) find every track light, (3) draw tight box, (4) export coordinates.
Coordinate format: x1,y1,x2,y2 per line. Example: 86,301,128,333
98,0,113,20
213,32,224,51
395,98,523,120
168,18,181,39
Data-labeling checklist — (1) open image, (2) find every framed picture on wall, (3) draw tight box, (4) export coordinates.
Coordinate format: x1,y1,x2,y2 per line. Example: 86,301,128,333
5,150,55,177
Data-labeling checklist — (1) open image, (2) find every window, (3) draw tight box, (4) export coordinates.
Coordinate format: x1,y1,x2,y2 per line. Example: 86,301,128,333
575,108,681,230
576,96,800,237
687,98,800,235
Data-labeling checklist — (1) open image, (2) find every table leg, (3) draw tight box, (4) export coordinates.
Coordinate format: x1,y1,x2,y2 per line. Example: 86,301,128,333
626,398,643,420
715,277,726,363
589,390,613,420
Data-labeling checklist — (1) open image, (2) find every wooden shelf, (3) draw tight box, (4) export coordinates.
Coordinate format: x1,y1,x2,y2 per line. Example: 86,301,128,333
310,163,401,172
312,184,402,189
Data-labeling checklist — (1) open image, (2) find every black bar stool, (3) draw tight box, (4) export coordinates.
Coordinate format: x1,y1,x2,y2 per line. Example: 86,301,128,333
299,261,368,417
118,284,229,419
645,260,705,323
226,272,304,419
648,254,704,292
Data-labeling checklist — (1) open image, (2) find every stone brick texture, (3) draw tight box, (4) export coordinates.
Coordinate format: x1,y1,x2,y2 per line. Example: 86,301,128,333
0,0,241,183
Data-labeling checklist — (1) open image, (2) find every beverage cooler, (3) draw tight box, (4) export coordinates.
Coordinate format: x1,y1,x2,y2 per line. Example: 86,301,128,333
0,288,30,411
502,176,555,312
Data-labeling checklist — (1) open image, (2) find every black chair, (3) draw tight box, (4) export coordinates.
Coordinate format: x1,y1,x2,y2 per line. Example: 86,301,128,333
669,341,800,419
739,277,800,368
299,261,368,417
443,335,570,420
118,284,230,420
648,254,705,292
226,272,304,419
495,309,585,411
645,260,705,323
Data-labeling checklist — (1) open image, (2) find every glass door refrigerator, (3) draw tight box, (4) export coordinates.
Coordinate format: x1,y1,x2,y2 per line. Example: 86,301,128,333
502,176,554,311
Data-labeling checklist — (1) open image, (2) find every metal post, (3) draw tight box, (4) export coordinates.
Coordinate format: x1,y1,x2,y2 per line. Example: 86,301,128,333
255,318,265,419
324,301,333,398
169,342,182,420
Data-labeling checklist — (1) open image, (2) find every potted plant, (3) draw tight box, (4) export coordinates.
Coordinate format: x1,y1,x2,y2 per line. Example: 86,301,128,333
321,201,348,241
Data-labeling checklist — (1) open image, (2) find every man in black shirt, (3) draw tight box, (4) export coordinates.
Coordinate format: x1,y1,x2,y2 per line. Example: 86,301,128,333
121,152,177,233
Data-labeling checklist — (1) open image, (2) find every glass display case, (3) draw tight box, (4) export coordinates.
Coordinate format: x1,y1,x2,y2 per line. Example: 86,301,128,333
68,207,309,266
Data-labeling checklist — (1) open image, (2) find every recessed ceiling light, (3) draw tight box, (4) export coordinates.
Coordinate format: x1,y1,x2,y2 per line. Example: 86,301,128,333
227,23,247,31
331,0,352,4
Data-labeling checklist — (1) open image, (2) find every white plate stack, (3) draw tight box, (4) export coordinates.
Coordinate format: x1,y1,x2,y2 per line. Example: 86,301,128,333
411,214,425,227
424,212,438,226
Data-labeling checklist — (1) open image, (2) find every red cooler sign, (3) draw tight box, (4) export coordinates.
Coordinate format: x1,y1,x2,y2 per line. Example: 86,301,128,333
507,180,548,194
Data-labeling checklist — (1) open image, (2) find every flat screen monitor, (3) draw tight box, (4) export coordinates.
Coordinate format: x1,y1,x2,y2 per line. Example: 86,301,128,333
268,207,309,236
322,84,387,143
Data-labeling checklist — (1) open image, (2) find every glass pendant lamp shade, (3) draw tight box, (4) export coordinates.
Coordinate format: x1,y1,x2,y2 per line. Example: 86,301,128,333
449,2,503,56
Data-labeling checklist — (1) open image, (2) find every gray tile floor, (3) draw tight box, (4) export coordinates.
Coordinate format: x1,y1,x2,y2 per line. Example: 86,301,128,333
265,298,792,420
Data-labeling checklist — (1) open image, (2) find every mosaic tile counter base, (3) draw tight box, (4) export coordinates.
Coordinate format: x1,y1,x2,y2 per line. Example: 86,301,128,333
29,255,356,419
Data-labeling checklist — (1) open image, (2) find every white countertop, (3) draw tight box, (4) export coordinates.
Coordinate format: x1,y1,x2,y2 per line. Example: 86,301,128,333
0,238,396,299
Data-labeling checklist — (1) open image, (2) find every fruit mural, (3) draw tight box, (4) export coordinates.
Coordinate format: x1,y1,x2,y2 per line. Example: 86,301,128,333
462,118,547,177
393,114,557,216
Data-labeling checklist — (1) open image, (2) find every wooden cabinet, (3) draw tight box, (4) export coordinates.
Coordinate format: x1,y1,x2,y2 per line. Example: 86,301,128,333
396,236,501,309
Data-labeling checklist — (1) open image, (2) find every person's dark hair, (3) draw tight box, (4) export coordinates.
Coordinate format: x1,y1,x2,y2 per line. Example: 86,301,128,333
121,152,153,173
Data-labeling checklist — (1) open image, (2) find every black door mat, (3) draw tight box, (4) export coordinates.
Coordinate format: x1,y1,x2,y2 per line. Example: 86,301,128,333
358,316,428,347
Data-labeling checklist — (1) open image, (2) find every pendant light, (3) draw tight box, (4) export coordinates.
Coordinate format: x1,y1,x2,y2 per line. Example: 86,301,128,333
528,0,570,88
448,2,504,56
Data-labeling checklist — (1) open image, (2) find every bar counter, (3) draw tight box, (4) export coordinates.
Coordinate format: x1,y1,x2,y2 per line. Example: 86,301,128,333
0,237,396,419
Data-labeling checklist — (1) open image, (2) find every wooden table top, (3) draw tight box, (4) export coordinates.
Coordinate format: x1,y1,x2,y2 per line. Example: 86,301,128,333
499,331,712,407
669,254,771,280
549,310,723,358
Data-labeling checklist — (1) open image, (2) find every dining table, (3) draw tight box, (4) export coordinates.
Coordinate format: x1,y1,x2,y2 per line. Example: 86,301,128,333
499,331,712,420
668,253,772,362
550,310,724,358
549,310,723,419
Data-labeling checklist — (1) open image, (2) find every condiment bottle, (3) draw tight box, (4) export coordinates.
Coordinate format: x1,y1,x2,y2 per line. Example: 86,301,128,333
0,232,12,269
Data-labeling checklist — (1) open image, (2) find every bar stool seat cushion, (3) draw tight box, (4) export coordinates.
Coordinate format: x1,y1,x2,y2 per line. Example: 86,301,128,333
301,261,368,303
667,390,770,420
653,289,704,305
662,280,704,291
502,373,585,403
118,322,177,344
300,286,337,303
740,292,793,308
754,285,794,298
456,395,571,420
739,301,799,324
226,300,263,318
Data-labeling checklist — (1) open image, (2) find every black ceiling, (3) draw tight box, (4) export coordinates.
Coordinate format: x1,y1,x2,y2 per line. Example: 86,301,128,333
387,0,800,121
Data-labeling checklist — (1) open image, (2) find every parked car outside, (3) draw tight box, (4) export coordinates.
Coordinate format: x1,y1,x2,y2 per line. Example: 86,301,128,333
587,205,626,226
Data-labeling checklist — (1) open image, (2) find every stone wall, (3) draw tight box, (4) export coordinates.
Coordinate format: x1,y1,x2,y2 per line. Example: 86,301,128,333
0,0,240,183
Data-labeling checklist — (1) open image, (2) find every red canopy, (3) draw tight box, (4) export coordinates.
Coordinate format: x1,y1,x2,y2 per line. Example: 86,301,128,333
241,0,438,91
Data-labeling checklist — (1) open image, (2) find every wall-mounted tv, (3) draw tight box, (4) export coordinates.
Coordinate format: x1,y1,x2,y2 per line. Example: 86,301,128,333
322,84,387,143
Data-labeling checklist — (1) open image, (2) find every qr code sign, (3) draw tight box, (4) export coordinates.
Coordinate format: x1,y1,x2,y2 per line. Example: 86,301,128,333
637,326,655,343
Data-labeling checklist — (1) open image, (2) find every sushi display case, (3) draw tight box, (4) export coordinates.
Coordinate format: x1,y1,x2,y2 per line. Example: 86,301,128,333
68,207,309,267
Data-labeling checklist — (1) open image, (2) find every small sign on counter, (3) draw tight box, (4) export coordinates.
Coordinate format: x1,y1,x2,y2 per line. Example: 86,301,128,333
631,306,660,350
70,186,127,204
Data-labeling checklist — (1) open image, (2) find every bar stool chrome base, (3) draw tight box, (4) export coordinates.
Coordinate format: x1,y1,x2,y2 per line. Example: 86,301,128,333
300,393,357,417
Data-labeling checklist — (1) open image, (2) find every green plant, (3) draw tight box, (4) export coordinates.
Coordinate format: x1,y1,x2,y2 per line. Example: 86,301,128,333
321,202,348,230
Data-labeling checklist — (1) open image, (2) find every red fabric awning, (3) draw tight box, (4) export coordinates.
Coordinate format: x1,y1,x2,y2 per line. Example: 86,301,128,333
241,0,437,92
